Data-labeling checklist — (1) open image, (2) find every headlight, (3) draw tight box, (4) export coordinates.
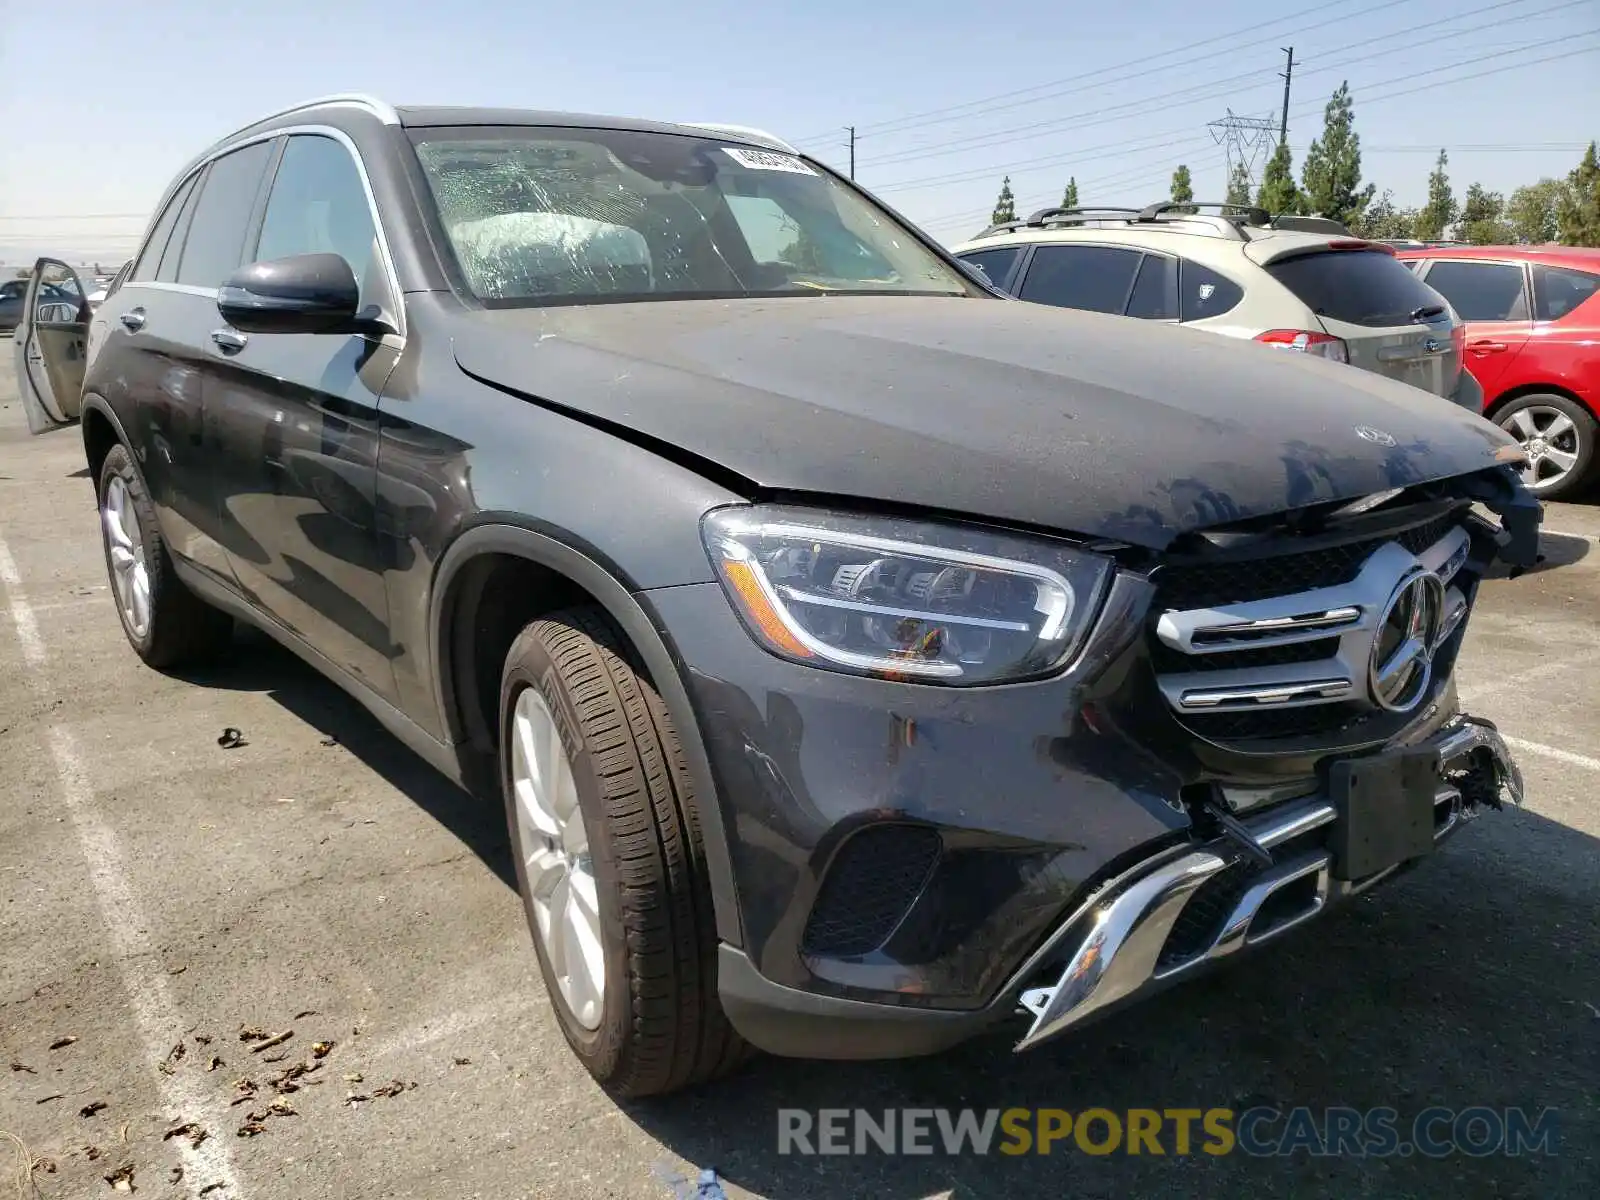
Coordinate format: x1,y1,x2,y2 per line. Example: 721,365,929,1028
700,505,1111,685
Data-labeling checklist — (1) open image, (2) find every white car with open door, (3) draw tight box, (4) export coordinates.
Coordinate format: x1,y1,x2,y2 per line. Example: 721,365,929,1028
13,257,98,435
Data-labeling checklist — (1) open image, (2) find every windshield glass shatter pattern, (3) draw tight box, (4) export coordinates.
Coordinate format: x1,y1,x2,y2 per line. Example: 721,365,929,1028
411,129,969,305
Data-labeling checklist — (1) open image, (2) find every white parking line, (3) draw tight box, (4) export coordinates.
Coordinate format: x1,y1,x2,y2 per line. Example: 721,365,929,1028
1505,736,1600,773
1457,645,1600,705
0,538,45,668
0,532,245,1200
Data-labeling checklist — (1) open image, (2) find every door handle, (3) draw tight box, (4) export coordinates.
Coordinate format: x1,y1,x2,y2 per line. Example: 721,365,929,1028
1468,339,1507,354
210,328,248,353
119,308,146,331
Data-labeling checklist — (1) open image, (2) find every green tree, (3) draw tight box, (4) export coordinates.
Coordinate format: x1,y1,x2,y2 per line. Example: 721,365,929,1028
1459,183,1512,245
1556,141,1600,246
1225,161,1253,209
1353,189,1418,240
1506,179,1565,243
992,176,1017,225
1414,150,1457,243
1060,177,1079,209
778,221,827,273
1170,163,1194,212
1299,82,1375,224
1257,142,1300,215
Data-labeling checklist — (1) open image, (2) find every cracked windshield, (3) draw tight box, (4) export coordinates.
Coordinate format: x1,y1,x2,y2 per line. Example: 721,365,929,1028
412,129,970,303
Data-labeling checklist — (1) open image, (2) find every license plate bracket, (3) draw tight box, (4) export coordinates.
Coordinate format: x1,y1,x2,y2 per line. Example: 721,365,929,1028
1326,747,1440,881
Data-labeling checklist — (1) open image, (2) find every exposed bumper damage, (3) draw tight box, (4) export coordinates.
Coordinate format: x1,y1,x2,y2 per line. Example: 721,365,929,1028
1011,714,1522,1053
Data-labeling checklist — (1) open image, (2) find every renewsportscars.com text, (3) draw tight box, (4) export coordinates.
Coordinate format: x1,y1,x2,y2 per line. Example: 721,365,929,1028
776,1106,1559,1158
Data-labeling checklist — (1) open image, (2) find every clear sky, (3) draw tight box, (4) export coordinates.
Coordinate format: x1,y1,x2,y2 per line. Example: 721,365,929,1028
2,0,1596,266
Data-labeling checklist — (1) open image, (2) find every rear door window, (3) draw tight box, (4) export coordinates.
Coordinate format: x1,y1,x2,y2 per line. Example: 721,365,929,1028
1264,248,1446,327
1179,261,1244,322
1125,254,1178,319
1420,260,1529,322
958,246,1024,291
1017,245,1142,314
1531,264,1600,322
175,141,274,289
130,173,199,283
157,175,205,283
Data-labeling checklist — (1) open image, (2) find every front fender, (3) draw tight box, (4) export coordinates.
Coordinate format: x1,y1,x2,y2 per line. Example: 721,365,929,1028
427,521,745,948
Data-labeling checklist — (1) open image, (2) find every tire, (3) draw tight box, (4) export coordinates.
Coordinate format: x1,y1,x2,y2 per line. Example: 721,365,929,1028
499,606,748,1098
96,443,233,667
1493,392,1598,502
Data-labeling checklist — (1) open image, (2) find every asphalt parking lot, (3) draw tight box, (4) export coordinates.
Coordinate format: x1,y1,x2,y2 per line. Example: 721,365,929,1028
1,351,1596,1200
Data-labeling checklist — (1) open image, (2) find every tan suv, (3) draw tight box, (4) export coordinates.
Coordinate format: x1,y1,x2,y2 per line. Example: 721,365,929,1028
951,203,1481,410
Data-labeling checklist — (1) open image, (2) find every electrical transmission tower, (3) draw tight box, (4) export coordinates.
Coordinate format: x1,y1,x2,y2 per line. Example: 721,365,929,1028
1207,108,1279,188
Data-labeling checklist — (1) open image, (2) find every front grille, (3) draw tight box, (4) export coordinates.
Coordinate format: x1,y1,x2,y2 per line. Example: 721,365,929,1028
1148,508,1469,745
802,825,941,958
1153,512,1458,611
1182,701,1373,742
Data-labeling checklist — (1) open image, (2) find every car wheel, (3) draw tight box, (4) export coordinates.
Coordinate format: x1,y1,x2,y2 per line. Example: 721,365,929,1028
1494,393,1597,502
97,443,233,667
499,606,748,1097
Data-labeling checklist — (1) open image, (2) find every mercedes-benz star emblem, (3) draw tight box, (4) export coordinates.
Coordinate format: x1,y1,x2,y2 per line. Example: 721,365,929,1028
1369,570,1446,712
1355,425,1397,447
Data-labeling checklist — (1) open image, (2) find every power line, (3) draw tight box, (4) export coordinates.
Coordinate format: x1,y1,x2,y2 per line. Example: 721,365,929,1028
904,39,1599,232
864,29,1599,192
795,0,1417,145
0,213,149,222
861,1,1588,173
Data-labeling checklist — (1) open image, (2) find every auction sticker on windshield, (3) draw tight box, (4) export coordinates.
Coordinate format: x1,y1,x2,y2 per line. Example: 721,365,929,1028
721,146,818,175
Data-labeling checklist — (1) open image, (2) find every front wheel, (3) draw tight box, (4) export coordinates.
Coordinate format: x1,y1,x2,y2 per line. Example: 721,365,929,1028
499,607,748,1097
1495,393,1597,502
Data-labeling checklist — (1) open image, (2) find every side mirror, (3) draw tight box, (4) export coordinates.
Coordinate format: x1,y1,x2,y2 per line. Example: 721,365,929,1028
217,253,386,336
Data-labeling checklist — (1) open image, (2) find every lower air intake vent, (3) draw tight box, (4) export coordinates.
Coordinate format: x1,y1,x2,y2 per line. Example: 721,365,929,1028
802,825,942,958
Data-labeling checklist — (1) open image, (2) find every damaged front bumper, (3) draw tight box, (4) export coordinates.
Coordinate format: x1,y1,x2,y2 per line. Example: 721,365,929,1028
1011,714,1522,1053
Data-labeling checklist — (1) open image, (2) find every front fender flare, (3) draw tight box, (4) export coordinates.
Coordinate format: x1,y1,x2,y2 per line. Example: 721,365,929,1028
428,522,744,948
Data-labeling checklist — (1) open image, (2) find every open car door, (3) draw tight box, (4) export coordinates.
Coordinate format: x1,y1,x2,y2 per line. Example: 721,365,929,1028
13,257,91,435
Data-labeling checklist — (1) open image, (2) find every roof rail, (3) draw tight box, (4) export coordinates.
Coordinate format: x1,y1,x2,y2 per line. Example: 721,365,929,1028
970,205,1142,240
236,93,400,131
1135,201,1271,226
685,123,799,153
1024,205,1142,225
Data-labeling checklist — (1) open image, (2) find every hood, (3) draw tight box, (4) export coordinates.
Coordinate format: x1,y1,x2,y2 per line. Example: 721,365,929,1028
449,296,1518,550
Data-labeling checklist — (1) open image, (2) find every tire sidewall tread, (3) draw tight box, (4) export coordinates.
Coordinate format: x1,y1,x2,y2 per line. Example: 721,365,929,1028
499,606,746,1098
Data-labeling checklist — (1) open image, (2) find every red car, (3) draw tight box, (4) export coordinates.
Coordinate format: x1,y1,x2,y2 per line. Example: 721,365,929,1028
1396,245,1600,501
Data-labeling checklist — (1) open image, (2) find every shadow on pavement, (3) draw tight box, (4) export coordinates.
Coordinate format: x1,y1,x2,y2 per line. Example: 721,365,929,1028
171,625,517,891
161,623,1597,1199
621,815,1598,1199
1485,529,1591,580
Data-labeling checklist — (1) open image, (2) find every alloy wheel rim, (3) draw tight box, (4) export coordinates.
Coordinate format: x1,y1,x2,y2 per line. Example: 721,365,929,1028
510,687,605,1030
1503,405,1581,491
102,475,151,639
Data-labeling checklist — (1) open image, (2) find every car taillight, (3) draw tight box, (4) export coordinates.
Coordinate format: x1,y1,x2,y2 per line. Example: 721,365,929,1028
1254,329,1350,363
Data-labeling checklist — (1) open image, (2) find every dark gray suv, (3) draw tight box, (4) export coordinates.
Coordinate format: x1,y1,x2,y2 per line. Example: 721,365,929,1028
16,94,1542,1098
